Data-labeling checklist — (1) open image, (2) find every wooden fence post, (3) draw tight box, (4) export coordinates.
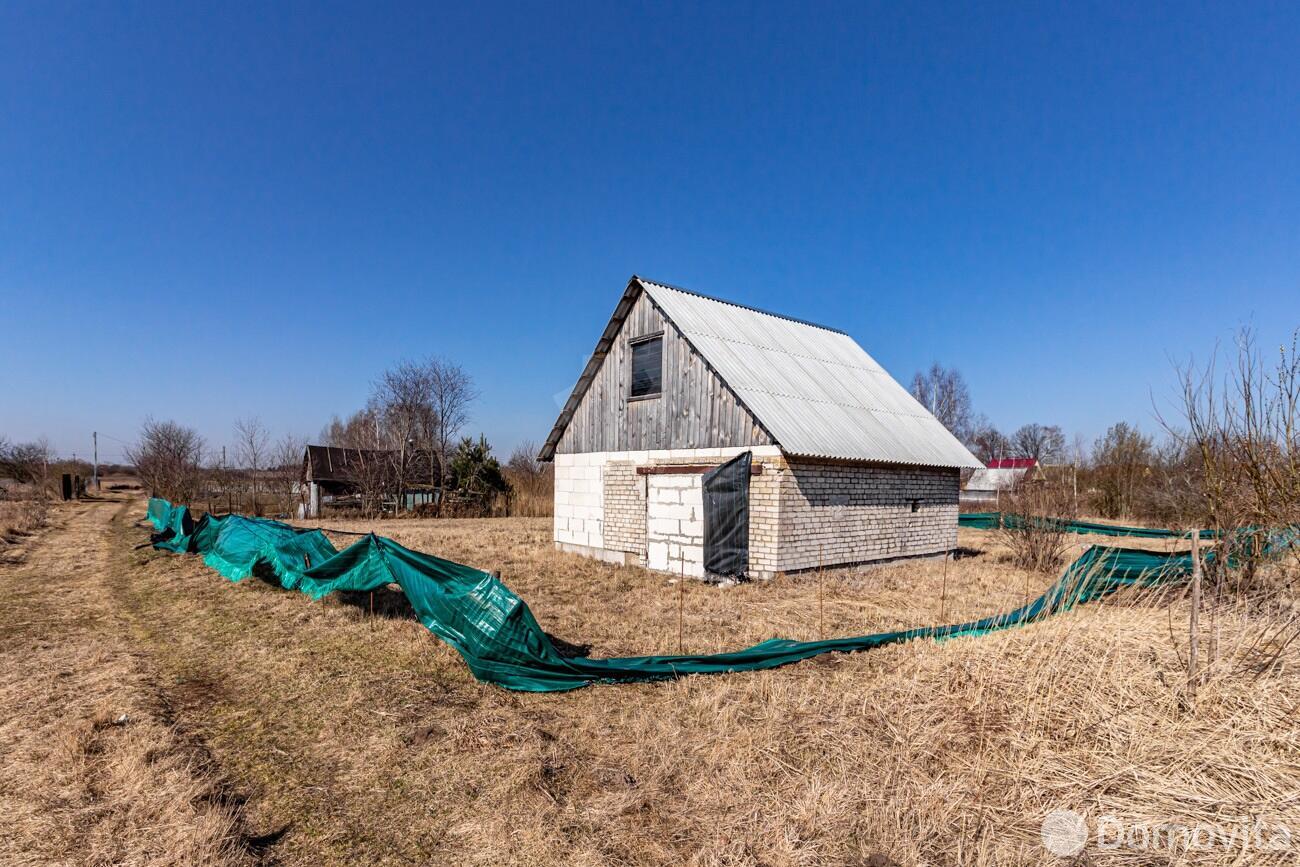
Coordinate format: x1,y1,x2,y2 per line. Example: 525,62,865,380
939,550,950,623
818,544,825,640
678,554,685,654
1189,528,1202,704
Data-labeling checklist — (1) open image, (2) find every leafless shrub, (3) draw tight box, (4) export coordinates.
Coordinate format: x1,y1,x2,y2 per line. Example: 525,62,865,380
999,483,1077,573
1168,327,1300,591
0,437,52,494
1130,437,1204,526
504,440,553,517
126,419,205,503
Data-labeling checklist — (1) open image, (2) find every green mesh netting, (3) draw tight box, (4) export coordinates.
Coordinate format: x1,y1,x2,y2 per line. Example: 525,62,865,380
146,498,1283,692
959,512,1219,538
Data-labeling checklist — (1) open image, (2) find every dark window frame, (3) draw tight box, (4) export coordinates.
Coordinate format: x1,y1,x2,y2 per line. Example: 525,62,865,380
628,331,664,400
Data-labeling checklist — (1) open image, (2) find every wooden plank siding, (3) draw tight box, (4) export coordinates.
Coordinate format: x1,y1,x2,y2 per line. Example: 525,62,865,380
555,289,773,454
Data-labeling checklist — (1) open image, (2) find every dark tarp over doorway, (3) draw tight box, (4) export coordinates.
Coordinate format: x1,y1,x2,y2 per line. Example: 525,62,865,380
702,451,751,579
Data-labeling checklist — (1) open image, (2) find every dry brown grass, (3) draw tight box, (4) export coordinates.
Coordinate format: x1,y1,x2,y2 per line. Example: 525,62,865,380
2,497,1298,865
0,497,47,556
0,501,259,867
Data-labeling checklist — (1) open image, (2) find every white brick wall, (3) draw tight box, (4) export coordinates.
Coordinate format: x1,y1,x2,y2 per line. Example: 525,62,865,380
555,446,780,570
553,452,606,549
554,448,959,580
645,473,705,578
773,460,959,572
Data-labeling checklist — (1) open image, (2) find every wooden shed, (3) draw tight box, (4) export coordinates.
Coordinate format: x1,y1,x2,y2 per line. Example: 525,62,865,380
301,445,440,517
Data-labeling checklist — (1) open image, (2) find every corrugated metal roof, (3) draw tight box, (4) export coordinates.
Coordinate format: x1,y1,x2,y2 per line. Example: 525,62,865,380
987,457,1037,469
638,278,983,469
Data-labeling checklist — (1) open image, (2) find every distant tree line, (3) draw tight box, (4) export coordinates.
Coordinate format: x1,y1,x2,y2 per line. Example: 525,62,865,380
122,417,299,515
909,363,1071,464
0,436,52,489
123,353,555,519
912,330,1300,535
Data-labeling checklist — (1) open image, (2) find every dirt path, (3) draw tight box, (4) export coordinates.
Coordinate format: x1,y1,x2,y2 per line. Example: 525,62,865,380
0,497,262,867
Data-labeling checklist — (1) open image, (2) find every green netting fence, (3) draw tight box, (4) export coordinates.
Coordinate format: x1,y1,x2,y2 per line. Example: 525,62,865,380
145,498,1288,692
959,512,1220,538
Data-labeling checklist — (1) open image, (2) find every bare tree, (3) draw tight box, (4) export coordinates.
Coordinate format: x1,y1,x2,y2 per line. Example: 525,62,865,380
321,409,383,449
427,357,477,482
1091,422,1154,519
127,419,205,503
1012,423,1066,464
320,415,346,447
268,433,307,516
344,448,398,517
371,361,439,499
317,357,475,514
967,416,1010,464
910,363,973,441
234,417,270,510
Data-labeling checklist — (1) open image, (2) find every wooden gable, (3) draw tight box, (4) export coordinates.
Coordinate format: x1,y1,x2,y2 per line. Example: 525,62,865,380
554,288,773,454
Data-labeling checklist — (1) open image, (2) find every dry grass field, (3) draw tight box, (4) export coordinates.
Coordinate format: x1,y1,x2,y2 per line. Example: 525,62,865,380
2,493,1298,865
0,498,46,559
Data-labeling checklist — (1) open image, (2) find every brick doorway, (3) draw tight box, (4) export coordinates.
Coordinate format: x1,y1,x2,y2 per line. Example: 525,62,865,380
645,473,705,578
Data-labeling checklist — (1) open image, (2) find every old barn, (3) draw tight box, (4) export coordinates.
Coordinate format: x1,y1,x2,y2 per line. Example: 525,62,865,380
539,276,983,580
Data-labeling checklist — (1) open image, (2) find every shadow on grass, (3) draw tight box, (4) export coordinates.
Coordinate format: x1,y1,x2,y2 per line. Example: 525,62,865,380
249,564,595,657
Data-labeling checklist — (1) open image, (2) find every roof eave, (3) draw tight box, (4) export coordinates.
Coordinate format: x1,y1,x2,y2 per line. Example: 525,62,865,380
779,448,985,471
537,277,645,462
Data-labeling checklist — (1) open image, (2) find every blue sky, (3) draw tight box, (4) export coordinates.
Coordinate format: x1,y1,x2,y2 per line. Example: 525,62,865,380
2,2,1298,464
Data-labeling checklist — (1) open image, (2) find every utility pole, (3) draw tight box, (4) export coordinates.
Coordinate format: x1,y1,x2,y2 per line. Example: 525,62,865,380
92,432,99,490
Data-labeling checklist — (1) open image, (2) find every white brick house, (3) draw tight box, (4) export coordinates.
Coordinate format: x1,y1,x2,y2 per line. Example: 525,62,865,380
539,276,983,580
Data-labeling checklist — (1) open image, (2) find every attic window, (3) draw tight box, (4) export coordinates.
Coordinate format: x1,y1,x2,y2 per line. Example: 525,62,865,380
629,334,663,398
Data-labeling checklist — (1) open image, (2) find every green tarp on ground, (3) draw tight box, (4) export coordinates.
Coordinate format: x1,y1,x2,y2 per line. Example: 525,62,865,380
146,498,1254,692
959,512,1219,538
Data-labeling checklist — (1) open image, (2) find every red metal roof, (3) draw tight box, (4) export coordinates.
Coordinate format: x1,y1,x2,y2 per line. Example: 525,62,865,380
986,457,1037,469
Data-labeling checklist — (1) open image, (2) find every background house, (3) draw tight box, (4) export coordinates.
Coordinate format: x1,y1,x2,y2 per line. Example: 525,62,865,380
539,276,983,580
960,457,1039,509
301,444,440,517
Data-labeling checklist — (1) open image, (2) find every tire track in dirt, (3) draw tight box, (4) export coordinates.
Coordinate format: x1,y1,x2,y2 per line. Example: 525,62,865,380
0,496,272,867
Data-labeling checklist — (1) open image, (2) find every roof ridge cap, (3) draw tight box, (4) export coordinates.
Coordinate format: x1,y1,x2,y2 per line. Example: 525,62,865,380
634,275,848,336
